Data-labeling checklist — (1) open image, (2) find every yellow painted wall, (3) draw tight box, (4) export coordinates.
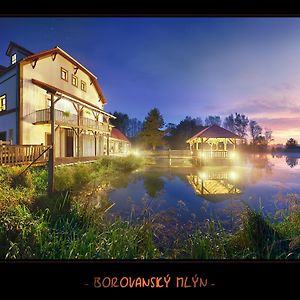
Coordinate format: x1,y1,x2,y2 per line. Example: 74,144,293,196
20,52,108,158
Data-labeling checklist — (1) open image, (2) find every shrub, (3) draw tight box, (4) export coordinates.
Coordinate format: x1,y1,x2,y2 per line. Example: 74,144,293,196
54,167,75,191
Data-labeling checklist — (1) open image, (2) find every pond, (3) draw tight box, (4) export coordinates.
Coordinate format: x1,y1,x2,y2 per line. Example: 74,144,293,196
88,153,300,247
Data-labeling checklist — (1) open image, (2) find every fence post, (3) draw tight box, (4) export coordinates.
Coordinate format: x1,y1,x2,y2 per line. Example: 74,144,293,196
48,93,55,195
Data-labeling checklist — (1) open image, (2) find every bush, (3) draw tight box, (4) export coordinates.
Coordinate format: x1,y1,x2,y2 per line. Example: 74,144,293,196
54,167,75,191
1,167,33,189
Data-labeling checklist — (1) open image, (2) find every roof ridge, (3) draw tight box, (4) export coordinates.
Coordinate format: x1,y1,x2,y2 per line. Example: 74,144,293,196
186,124,241,142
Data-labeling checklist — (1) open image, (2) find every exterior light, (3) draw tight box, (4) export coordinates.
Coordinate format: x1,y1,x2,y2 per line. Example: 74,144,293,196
131,149,141,156
199,152,206,159
198,172,208,180
229,171,238,181
229,151,238,160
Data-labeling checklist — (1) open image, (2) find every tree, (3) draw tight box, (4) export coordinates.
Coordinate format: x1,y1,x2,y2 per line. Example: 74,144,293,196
249,120,262,144
127,118,143,138
110,111,129,134
252,129,273,151
205,115,221,126
165,116,205,149
233,113,249,138
138,108,165,150
223,114,235,133
223,113,249,139
286,138,298,149
195,117,203,126
264,130,273,145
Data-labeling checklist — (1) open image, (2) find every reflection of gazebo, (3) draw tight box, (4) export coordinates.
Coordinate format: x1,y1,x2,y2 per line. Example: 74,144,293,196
186,168,242,202
186,124,242,160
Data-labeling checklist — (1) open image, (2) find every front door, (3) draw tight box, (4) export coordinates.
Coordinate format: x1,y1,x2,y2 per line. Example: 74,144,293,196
65,129,74,157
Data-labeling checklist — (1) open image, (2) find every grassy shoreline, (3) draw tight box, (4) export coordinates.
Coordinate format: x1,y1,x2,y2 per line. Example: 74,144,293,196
0,155,300,259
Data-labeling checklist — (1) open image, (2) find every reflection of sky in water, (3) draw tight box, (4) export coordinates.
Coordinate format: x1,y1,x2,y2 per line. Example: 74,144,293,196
107,154,300,231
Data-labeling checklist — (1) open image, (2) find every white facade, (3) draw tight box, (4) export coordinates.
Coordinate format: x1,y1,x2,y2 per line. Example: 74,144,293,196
0,41,129,159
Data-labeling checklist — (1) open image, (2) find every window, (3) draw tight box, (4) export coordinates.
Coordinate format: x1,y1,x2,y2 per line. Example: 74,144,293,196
11,53,17,65
72,75,78,87
61,67,68,81
81,80,87,92
0,94,6,112
0,131,6,141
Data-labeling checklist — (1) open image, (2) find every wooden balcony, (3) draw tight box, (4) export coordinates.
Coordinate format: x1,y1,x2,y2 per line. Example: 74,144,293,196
33,108,110,132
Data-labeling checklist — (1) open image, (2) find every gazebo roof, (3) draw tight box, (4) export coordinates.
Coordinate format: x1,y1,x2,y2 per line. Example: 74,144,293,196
186,124,241,143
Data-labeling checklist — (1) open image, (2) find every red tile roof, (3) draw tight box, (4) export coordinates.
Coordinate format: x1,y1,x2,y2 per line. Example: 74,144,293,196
186,124,241,143
111,128,130,143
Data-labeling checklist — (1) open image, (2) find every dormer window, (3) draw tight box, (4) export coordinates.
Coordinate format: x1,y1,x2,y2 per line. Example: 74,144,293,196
11,53,16,65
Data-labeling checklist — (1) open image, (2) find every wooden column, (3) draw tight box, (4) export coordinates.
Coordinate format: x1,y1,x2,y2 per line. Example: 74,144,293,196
48,93,55,195
94,132,97,156
106,134,109,156
77,107,83,157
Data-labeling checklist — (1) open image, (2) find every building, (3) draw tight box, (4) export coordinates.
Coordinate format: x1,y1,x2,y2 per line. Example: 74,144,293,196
109,128,131,155
186,124,242,160
0,41,129,162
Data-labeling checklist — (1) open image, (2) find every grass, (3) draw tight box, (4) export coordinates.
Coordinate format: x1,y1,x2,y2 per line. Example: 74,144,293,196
0,155,300,259
0,155,159,259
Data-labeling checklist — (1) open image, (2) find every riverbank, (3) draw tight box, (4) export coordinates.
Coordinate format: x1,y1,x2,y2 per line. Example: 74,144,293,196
0,155,300,259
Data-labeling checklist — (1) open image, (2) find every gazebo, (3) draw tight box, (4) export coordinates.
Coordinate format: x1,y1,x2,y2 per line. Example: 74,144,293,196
186,124,242,160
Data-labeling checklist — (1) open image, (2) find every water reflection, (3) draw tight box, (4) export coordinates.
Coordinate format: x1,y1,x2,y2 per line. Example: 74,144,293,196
143,173,165,198
286,156,298,168
82,153,300,239
186,166,243,202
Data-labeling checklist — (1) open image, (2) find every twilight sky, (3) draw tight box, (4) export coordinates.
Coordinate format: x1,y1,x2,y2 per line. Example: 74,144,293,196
1,17,300,144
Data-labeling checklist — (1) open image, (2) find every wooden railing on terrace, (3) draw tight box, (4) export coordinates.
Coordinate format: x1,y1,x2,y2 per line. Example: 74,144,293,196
141,149,230,159
34,108,110,132
142,150,192,158
193,150,228,159
0,144,49,166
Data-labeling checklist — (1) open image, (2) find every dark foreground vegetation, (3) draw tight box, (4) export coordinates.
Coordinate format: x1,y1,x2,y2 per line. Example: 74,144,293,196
0,155,300,259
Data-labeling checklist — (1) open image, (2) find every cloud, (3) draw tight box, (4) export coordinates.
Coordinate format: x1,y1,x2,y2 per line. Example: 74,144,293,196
223,96,300,117
254,117,300,131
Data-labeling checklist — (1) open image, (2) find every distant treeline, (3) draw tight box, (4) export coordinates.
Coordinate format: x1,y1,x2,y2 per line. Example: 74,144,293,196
110,109,296,152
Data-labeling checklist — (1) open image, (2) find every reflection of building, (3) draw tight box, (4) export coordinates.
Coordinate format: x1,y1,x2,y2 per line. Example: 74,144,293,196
109,128,131,156
186,167,242,202
186,124,242,162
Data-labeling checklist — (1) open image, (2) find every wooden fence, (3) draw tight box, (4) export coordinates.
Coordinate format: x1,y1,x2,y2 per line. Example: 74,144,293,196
141,149,229,159
0,144,49,166
142,150,192,158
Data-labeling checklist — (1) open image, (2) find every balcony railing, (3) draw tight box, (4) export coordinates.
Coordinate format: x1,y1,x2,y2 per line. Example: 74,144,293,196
34,108,109,132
